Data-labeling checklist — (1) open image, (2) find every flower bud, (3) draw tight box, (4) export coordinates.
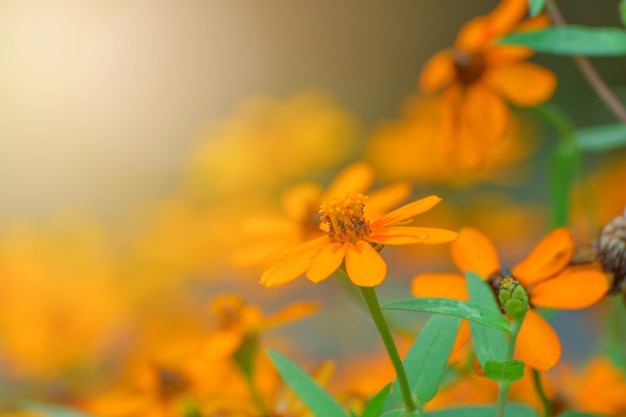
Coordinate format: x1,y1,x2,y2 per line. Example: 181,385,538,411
498,277,529,320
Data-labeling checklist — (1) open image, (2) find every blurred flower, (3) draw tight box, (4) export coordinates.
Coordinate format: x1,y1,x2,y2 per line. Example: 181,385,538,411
366,95,536,184
261,194,457,287
412,227,609,371
419,0,555,168
232,162,411,268
182,90,360,201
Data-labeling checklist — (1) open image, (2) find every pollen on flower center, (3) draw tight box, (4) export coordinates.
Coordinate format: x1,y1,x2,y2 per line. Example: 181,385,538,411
453,50,486,85
319,193,372,244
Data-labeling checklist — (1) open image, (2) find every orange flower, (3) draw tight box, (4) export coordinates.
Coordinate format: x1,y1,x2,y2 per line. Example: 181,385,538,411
232,162,411,267
419,0,556,168
412,227,609,371
261,194,457,287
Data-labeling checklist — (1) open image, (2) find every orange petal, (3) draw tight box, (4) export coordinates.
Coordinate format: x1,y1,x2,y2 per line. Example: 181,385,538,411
484,45,533,67
281,182,324,222
517,14,551,31
456,17,492,52
515,309,561,371
344,241,387,287
487,0,528,39
419,50,456,93
530,265,610,309
322,162,374,200
461,82,508,144
306,242,348,283
411,273,468,300
512,228,574,287
451,227,500,278
372,195,442,228
367,227,457,245
255,301,320,331
261,240,326,287
487,63,556,106
364,182,412,221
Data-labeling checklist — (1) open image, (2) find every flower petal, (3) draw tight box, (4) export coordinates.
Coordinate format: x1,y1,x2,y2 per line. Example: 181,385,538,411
254,301,320,331
261,240,326,287
451,228,500,278
512,228,574,287
306,242,348,283
487,63,556,106
372,195,442,228
461,82,509,144
322,162,374,200
487,0,528,39
530,265,610,309
484,45,533,67
345,241,387,287
419,50,456,93
281,182,323,222
364,182,412,221
515,309,561,371
411,273,468,300
367,227,457,245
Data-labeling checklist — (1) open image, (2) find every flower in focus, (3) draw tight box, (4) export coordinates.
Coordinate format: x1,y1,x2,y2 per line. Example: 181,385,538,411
261,194,457,287
412,227,609,371
419,0,556,168
232,162,411,267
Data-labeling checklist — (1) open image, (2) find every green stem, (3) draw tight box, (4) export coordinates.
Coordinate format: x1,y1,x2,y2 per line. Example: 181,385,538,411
360,286,416,414
495,314,525,417
532,369,552,417
244,373,270,417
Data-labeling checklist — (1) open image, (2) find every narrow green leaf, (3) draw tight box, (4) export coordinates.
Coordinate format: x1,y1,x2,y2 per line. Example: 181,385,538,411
382,298,510,333
380,410,407,417
606,297,626,368
550,140,576,228
400,315,461,405
268,350,347,417
465,272,507,368
621,0,626,27
425,404,538,417
24,403,96,417
484,359,525,383
528,0,546,16
558,412,613,417
362,384,392,417
499,26,626,56
575,123,626,152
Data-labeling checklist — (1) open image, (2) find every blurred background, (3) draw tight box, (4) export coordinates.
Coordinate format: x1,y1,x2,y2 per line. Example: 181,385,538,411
0,0,625,409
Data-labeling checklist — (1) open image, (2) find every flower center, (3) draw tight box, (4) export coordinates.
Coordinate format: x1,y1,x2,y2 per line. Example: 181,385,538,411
453,50,486,85
319,193,371,244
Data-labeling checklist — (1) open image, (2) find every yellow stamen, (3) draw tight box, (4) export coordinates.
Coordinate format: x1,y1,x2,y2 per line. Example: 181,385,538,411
319,193,371,244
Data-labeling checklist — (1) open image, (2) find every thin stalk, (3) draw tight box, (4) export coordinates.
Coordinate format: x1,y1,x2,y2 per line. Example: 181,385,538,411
495,315,525,417
532,369,552,417
360,286,416,414
545,0,626,124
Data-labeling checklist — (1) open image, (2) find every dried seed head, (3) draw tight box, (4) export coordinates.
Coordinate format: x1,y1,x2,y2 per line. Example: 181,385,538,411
596,213,626,294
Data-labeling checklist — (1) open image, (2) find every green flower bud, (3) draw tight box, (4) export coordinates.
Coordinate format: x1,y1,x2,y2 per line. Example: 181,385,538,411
498,277,529,320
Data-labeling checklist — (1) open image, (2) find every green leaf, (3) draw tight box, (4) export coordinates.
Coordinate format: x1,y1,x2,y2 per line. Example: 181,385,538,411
606,297,626,368
382,298,510,333
268,350,347,417
484,359,525,383
425,404,538,417
558,412,613,417
24,403,96,417
575,123,626,152
380,410,407,417
465,272,507,368
499,26,626,56
401,314,461,405
550,140,577,228
362,384,392,417
528,0,545,16
621,0,626,27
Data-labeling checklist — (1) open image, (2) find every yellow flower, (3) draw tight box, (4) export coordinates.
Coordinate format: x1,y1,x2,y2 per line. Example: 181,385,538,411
261,194,457,287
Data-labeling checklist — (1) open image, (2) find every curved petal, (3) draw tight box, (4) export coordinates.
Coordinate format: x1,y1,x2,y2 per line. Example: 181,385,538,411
461,82,508,144
487,0,528,39
261,240,326,287
345,241,387,287
255,301,320,331
512,228,574,287
372,195,442,228
487,63,556,106
456,17,492,52
306,242,348,283
322,162,374,200
419,50,456,93
515,309,561,371
364,182,412,221
367,227,457,245
281,182,323,222
484,45,533,67
451,227,500,278
411,273,468,300
530,266,610,309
